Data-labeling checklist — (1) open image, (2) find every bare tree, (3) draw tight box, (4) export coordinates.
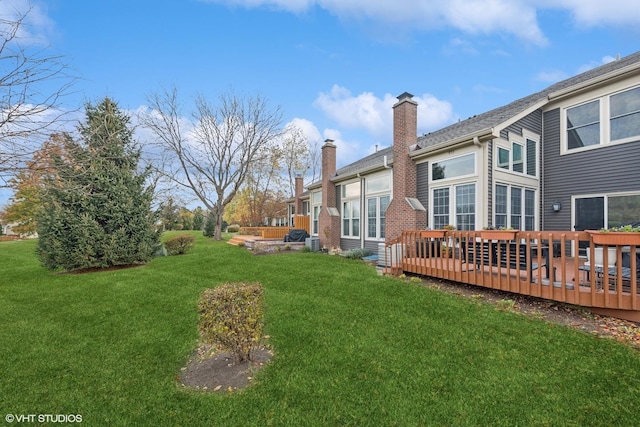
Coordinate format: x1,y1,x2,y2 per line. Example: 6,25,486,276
141,86,283,240
0,4,76,186
280,124,309,197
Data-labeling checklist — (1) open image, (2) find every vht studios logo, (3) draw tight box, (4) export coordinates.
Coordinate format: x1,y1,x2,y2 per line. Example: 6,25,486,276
5,414,83,423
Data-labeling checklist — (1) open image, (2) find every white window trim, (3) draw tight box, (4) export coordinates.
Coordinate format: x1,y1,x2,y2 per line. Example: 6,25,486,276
365,195,390,241
496,131,539,178
341,199,360,238
561,84,640,155
430,152,477,183
571,191,640,230
430,181,478,230
494,183,537,231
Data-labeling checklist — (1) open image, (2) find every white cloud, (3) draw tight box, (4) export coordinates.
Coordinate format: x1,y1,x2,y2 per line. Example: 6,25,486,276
551,0,640,27
286,117,323,145
202,0,640,45
313,85,455,138
313,85,392,137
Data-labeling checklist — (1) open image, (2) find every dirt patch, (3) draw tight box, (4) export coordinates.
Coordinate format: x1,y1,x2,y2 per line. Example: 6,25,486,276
179,344,273,393
63,264,146,274
419,276,640,349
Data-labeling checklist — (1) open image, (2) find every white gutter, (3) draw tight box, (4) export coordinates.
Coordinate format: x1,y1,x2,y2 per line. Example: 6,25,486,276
410,127,499,159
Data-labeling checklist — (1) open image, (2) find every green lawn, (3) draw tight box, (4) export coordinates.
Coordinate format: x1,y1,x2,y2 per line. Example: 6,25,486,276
2,232,640,426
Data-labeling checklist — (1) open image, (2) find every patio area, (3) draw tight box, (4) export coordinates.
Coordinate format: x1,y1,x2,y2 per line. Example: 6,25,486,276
385,230,640,322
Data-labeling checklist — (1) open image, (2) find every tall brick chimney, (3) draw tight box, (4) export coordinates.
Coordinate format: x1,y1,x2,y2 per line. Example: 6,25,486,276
385,92,426,241
318,139,340,249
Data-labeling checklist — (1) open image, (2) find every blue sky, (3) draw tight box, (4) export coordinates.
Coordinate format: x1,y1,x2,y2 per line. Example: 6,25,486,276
1,0,640,205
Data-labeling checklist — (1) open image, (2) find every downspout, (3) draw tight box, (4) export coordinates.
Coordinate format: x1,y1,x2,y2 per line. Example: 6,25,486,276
359,173,366,249
540,117,545,231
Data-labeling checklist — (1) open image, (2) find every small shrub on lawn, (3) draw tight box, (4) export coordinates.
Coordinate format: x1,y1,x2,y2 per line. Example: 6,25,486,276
198,282,265,363
343,248,373,259
300,246,312,253
164,234,195,255
227,224,240,233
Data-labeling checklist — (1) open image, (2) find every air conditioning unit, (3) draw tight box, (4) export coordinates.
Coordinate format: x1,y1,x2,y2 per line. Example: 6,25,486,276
305,237,320,252
378,242,404,267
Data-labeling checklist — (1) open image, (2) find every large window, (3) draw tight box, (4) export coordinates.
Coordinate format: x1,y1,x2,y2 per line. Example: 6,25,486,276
432,153,475,181
565,86,640,152
367,195,390,240
432,184,476,230
495,184,536,230
342,200,360,237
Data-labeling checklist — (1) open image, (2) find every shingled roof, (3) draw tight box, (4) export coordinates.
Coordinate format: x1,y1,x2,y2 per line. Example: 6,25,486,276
333,146,393,181
417,50,640,150
303,51,640,190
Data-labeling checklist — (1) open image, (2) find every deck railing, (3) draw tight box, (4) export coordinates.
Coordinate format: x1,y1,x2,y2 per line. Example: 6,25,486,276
239,226,292,239
385,230,640,322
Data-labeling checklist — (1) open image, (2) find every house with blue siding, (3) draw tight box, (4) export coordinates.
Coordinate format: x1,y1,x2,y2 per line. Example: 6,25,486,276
292,51,640,256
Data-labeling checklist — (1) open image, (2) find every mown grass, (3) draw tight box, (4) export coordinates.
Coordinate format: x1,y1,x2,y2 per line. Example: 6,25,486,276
2,232,640,426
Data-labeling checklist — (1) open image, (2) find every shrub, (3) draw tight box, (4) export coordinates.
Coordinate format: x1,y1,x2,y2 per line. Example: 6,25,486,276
164,234,195,255
300,246,312,253
343,248,373,259
198,282,265,363
227,224,240,233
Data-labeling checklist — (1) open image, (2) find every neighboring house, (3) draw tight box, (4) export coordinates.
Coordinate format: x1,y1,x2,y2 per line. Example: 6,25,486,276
290,51,640,254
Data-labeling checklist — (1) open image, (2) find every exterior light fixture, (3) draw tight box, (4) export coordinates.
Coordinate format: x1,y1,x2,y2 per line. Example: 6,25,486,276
552,201,562,212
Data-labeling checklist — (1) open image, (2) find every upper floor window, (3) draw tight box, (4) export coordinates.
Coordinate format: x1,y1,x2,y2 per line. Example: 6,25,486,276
564,85,640,153
567,100,600,149
366,174,390,193
496,138,537,177
432,153,475,181
311,191,322,205
342,181,360,198
610,86,640,142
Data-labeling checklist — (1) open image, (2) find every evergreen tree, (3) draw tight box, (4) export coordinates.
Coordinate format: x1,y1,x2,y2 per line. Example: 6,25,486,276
37,98,160,271
159,196,180,231
203,211,216,238
192,207,204,231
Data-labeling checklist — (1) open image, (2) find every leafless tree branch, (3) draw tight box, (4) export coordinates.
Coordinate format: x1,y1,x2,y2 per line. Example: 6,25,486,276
140,86,284,239
0,5,77,187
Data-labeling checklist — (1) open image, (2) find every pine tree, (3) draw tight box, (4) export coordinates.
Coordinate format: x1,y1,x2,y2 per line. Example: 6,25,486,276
192,207,204,231
203,211,216,238
36,98,160,271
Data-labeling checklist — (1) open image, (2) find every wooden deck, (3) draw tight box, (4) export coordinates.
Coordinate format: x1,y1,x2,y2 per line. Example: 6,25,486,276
385,231,640,322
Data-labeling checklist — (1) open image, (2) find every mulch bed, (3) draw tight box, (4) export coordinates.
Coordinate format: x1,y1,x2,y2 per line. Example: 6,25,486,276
179,344,273,393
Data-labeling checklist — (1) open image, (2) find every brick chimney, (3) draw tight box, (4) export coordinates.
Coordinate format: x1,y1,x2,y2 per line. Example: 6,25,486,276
318,139,340,249
385,92,426,241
